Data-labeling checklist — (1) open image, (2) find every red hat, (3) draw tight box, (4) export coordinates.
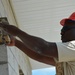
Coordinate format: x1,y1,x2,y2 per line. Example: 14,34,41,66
60,12,75,26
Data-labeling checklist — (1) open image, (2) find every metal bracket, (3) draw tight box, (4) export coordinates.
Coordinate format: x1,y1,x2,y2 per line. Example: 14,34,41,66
0,61,7,65
0,17,9,24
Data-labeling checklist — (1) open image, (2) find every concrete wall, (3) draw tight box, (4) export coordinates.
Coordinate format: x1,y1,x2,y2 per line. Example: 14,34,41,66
0,0,32,75
0,45,8,75
7,46,32,75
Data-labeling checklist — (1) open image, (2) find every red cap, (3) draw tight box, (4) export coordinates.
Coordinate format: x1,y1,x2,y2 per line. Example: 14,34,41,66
60,12,75,26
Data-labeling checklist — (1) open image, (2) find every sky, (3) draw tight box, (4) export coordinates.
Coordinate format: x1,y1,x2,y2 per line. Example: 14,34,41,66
32,67,56,75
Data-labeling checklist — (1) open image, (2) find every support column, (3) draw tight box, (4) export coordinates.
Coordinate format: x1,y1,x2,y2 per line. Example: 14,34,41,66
0,44,9,75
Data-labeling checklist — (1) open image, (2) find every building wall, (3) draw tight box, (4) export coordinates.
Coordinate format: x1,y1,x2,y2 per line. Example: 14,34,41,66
0,0,32,75
7,46,32,75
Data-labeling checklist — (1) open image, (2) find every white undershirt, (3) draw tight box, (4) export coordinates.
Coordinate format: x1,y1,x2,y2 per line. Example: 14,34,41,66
56,41,75,75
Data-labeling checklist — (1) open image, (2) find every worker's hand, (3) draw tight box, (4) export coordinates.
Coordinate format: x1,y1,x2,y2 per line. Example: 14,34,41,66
7,35,15,46
0,23,20,36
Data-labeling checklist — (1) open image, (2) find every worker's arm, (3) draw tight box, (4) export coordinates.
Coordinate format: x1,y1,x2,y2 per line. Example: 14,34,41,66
6,35,56,66
15,39,56,66
17,31,58,58
0,23,58,59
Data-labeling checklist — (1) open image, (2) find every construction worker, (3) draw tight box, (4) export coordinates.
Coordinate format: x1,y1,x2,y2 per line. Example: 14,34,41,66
0,12,75,75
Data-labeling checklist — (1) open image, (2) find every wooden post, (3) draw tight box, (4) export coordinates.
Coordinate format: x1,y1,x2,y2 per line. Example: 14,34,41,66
56,62,64,75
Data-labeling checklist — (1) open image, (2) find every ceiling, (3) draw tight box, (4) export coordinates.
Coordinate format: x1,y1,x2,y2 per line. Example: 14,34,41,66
9,0,75,70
